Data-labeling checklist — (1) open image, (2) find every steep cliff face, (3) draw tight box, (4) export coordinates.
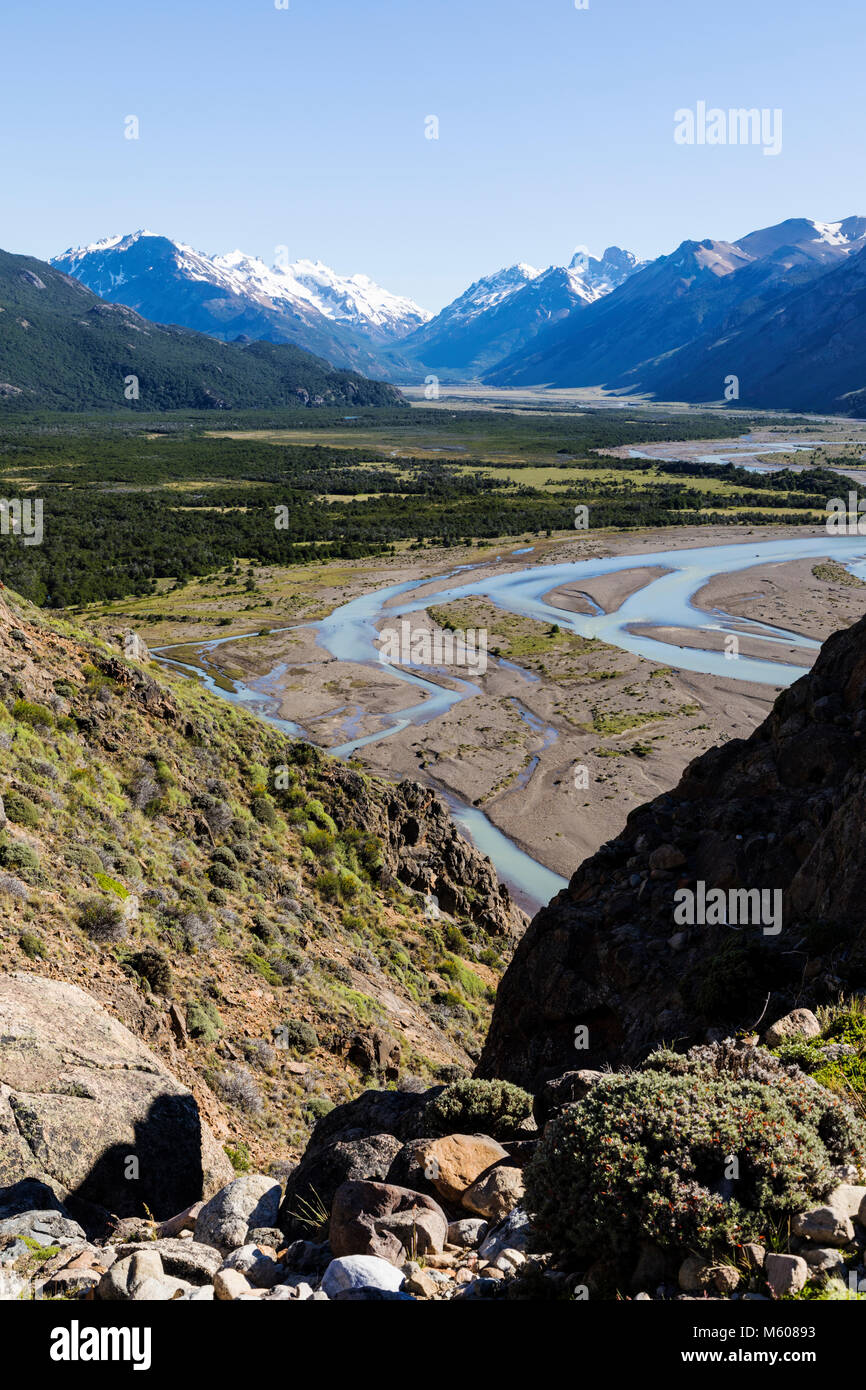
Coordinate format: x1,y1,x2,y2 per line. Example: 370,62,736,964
478,613,866,1090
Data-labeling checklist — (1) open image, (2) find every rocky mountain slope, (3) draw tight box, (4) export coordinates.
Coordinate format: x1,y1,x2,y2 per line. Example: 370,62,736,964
479,607,866,1090
0,584,522,1177
0,249,404,411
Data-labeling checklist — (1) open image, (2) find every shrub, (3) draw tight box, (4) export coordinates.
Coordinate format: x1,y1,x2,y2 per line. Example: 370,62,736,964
413,1078,533,1140
18,931,46,960
224,1140,252,1174
12,699,54,729
213,1063,263,1115
211,847,238,868
251,794,277,827
3,792,41,828
208,887,228,906
304,1097,334,1124
131,946,173,995
277,1019,318,1054
0,839,41,881
208,862,241,892
525,1042,866,1270
187,999,222,1043
0,872,28,901
78,896,128,943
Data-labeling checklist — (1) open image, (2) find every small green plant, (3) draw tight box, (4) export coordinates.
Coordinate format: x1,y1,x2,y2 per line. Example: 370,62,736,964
78,895,127,943
18,931,46,960
3,791,41,828
224,1140,252,1173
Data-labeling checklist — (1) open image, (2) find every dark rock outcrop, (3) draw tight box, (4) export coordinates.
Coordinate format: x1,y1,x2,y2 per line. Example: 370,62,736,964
478,612,866,1089
324,769,525,938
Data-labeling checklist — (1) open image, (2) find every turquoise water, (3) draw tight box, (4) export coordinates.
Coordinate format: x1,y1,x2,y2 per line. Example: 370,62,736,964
154,535,866,911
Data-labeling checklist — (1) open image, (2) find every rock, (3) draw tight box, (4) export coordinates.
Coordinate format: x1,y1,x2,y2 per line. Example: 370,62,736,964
156,1201,203,1239
763,1009,822,1049
452,1276,501,1300
404,1270,439,1298
0,973,232,1217
279,1123,406,1239
320,1254,406,1297
330,1287,415,1300
0,1210,85,1243
792,1202,854,1247
829,1183,866,1219
329,1180,448,1264
40,1266,102,1297
478,1206,531,1262
0,1178,67,1219
447,1218,488,1248
802,1247,846,1278
678,1255,712,1293
648,844,686,871
765,1253,808,1298
195,1175,282,1255
532,1071,604,1127
461,1165,524,1221
113,1238,221,1284
97,1249,192,1301
220,1244,285,1288
742,1243,766,1270
247,1227,285,1249
214,1269,251,1301
477,614,866,1085
711,1265,740,1294
415,1134,510,1203
333,1028,401,1081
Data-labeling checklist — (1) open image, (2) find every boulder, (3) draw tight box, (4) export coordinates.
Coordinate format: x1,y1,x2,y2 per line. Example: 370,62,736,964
0,973,232,1218
762,1009,822,1049
414,1133,510,1203
477,613,866,1085
214,1269,251,1301
478,1206,531,1261
320,1254,406,1297
97,1249,191,1301
792,1202,854,1248
678,1254,712,1294
220,1243,285,1288
113,1238,221,1284
279,1109,410,1238
765,1253,808,1298
447,1218,488,1248
195,1175,282,1255
329,1180,447,1264
461,1165,524,1221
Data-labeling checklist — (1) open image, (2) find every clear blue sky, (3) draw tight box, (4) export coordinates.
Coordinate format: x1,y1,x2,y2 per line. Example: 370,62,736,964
3,0,863,312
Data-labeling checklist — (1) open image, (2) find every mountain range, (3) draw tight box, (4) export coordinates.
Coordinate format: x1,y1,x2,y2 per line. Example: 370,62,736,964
50,219,866,413
486,216,866,413
0,248,404,412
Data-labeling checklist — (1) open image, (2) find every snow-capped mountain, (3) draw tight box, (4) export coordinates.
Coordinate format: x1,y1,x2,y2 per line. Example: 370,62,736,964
52,231,429,376
486,215,866,411
401,246,645,375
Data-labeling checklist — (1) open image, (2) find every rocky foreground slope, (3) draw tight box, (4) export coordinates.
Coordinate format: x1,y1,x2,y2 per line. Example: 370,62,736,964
0,585,522,1174
1,594,866,1302
479,609,866,1089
